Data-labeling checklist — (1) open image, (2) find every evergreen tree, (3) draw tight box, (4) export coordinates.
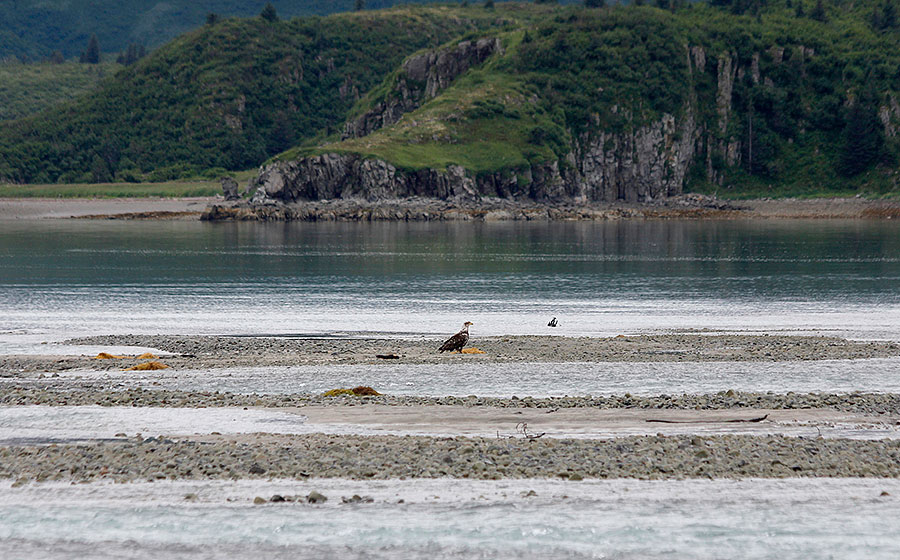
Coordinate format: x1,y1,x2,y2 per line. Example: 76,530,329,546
117,44,143,65
874,0,898,28
585,0,605,6
795,0,804,16
80,34,100,64
884,0,898,27
484,0,495,7
90,154,112,183
837,96,883,177
810,0,827,22
355,0,365,10
260,3,278,22
49,50,64,64
206,13,220,25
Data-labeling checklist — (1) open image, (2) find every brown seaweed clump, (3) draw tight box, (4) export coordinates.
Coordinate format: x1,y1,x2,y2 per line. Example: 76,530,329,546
322,386,381,397
123,361,170,371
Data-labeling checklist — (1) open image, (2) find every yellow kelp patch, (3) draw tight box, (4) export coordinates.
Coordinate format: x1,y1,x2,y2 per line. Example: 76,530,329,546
136,352,158,359
94,352,124,359
123,361,170,371
461,347,486,354
322,386,382,397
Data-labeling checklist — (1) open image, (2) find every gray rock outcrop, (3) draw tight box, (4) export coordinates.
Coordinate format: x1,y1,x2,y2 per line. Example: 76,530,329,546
342,37,503,139
221,177,240,201
251,102,697,205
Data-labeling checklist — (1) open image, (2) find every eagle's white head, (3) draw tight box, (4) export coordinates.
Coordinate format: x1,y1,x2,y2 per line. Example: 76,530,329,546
463,321,473,329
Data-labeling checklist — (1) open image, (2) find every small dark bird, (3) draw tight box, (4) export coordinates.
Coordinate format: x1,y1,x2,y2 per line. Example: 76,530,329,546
439,321,472,353
548,317,558,327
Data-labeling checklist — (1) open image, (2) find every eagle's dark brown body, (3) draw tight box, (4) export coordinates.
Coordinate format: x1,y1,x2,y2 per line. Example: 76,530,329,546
439,321,472,353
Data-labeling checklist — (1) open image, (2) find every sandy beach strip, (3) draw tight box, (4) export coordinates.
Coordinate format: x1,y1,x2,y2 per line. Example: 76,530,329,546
290,404,899,438
0,197,217,219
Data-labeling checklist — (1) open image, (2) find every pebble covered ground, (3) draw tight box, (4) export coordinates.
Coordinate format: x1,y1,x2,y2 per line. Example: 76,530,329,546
3,334,900,483
3,433,900,484
2,386,900,415
3,334,899,373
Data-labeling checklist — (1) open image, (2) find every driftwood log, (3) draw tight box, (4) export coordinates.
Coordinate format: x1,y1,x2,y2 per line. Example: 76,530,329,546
646,414,769,424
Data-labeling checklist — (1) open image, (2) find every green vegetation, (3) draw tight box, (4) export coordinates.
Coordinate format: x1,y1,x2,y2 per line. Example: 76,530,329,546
0,61,120,121
0,6,514,184
284,1,900,197
0,0,582,60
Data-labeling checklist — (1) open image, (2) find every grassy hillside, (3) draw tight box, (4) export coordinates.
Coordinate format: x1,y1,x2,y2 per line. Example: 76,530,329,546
291,8,688,172
0,5,515,184
0,0,582,60
0,61,120,121
283,1,900,198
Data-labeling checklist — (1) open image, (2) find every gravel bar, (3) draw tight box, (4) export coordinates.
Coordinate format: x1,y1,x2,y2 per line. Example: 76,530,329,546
3,334,899,374
2,386,900,415
3,434,900,484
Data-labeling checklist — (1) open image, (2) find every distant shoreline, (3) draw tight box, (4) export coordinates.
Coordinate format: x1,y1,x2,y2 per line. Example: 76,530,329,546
1,195,899,221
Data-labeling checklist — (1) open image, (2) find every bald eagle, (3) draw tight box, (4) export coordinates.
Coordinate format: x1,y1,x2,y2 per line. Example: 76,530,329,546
439,321,472,353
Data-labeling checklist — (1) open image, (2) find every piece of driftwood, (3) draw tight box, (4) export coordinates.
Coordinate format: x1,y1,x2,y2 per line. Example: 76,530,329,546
516,422,546,439
375,354,401,359
646,414,769,424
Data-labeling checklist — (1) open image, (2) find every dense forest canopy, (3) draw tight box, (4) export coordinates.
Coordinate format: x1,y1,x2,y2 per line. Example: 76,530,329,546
0,6,511,183
0,0,582,60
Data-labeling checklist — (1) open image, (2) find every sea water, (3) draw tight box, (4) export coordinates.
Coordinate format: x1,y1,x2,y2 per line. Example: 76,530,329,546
1,219,900,347
1,478,899,559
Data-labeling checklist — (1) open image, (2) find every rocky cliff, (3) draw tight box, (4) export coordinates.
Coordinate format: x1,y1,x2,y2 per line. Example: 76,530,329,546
251,39,700,205
244,30,900,209
251,100,697,205
342,37,504,140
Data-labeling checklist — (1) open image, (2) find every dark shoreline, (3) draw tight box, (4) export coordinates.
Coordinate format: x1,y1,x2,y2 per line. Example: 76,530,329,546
201,194,744,222
200,194,900,222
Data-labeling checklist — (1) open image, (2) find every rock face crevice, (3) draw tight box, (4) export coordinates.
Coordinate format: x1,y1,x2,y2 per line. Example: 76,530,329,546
342,37,503,139
573,107,698,203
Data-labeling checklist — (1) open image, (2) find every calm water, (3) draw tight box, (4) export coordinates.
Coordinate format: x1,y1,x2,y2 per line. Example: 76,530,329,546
2,219,900,344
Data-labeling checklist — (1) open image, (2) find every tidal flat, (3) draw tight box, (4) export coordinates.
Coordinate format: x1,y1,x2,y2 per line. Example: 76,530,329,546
1,333,900,484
